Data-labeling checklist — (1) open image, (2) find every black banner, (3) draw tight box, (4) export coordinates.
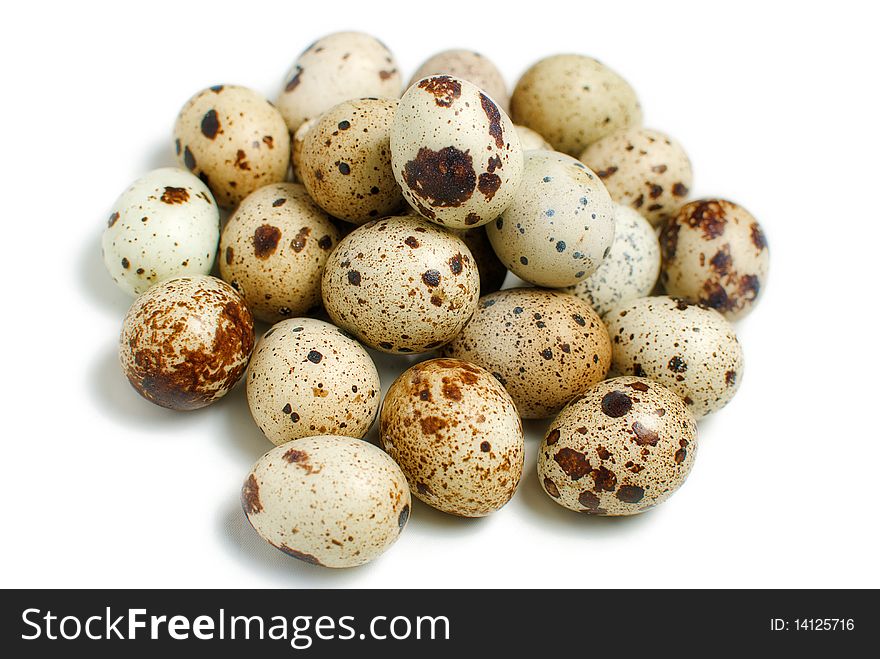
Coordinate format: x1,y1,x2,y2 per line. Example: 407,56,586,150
1,589,873,655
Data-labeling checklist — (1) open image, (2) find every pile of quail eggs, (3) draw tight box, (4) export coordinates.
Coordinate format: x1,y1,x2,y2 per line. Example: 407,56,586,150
103,32,769,568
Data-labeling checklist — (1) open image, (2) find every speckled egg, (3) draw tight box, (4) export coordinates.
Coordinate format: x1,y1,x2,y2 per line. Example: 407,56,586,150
408,49,509,111
515,125,552,151
565,203,660,316
276,32,402,133
538,376,697,515
486,150,615,287
322,215,480,353
301,98,403,224
391,75,523,229
605,296,744,419
580,127,693,226
173,85,290,209
246,319,380,446
291,116,318,183
510,54,642,156
102,167,219,297
380,358,524,517
219,183,339,323
242,435,410,568
443,288,611,418
659,199,769,321
449,226,508,295
119,275,254,410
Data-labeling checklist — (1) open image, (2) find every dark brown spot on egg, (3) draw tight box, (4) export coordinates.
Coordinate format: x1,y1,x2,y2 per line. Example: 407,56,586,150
648,183,663,199
479,92,504,149
578,490,602,511
160,186,189,204
419,416,448,435
253,225,281,258
546,429,560,445
285,66,303,92
398,504,409,529
590,466,617,492
667,356,687,373
597,166,618,179
107,212,119,228
709,245,732,276
403,146,476,208
632,421,660,446
241,474,262,514
121,258,130,269
405,236,420,248
684,200,727,239
422,269,441,287
183,146,196,171
672,182,689,197
277,545,323,565
478,173,501,201
273,198,286,207
317,235,333,250
347,270,362,286
554,447,591,480
442,381,462,400
751,223,767,250
543,477,560,498
616,485,645,503
234,149,250,171
201,109,220,139
725,370,737,386
464,213,481,226
417,75,461,107
225,246,234,265
480,441,491,452
291,227,311,252
601,391,632,417
626,381,649,392
449,253,463,274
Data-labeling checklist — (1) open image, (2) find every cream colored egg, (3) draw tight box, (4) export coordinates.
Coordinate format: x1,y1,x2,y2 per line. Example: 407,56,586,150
173,85,290,209
219,183,339,324
291,116,318,183
102,167,219,296
565,203,660,316
391,75,523,228
276,32,402,133
487,150,615,287
380,358,524,517
301,98,403,223
580,127,693,225
659,199,769,321
538,376,697,515
515,124,553,151
443,288,611,418
408,49,509,110
242,435,411,568
510,54,642,156
605,296,744,418
322,215,480,353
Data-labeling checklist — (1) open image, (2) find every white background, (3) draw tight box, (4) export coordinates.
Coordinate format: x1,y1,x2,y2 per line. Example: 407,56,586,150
2,0,878,589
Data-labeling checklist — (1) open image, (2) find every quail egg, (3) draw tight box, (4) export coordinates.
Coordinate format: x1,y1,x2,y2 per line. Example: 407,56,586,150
538,376,697,515
322,215,480,353
242,435,410,568
301,98,403,223
408,49,509,110
102,167,219,296
449,226,508,295
119,275,254,410
173,85,290,209
487,150,615,287
276,32,402,133
443,288,611,418
515,124,553,151
380,358,524,517
564,203,660,316
510,54,642,156
291,116,318,183
605,296,744,418
391,74,523,228
580,127,692,226
659,199,769,320
219,183,339,324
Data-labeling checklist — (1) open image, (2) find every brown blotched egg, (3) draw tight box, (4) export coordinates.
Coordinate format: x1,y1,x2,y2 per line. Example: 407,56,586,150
443,288,612,418
276,32,402,133
580,127,693,226
242,435,411,568
380,358,524,517
173,85,290,209
119,275,254,410
301,98,403,224
511,54,642,156
486,150,615,288
605,296,744,419
322,215,480,354
391,75,523,228
408,49,509,111
219,183,340,324
246,319,380,446
538,376,697,515
659,199,769,320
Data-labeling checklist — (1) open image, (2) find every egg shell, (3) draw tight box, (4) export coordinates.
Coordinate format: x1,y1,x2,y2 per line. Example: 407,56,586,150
119,275,254,410
538,376,697,515
565,203,660,316
448,226,508,295
380,358,524,517
173,85,290,209
604,295,744,418
219,183,340,324
443,288,611,418
322,215,480,353
301,98,403,223
659,199,769,321
102,167,219,297
510,54,642,156
391,74,524,228
515,124,553,151
408,49,509,111
487,150,615,287
242,435,411,568
291,116,318,183
580,127,693,226
276,32,402,133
